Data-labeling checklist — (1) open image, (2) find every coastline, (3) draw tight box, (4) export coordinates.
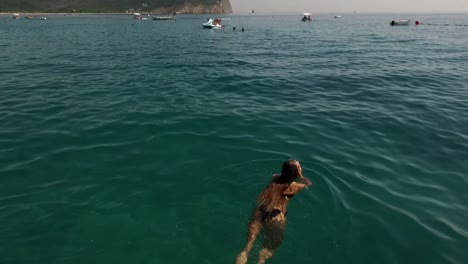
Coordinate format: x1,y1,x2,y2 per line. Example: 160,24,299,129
0,12,231,15
1,12,136,15
2,11,468,16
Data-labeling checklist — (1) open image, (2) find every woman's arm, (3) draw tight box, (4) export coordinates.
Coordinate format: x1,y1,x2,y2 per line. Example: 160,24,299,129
284,182,309,196
296,162,312,187
300,176,312,186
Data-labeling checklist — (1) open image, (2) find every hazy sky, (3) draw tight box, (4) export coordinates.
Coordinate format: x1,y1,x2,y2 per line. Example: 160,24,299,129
231,0,468,13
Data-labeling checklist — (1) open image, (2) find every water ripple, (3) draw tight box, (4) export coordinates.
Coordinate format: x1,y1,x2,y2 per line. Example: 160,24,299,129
1,13,468,264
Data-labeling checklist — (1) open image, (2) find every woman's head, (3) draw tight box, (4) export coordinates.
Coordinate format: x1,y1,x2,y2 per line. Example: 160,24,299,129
276,159,302,184
257,159,303,210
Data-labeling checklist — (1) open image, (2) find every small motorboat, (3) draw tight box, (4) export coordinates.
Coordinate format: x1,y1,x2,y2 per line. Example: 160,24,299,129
390,19,410,26
301,13,312,22
12,13,20,19
334,15,343,18
153,12,177,20
153,16,176,20
40,17,47,20
203,18,222,28
133,13,149,20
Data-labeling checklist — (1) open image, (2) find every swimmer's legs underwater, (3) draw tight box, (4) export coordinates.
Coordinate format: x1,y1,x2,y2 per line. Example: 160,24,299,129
235,219,261,264
236,211,285,264
257,219,284,264
236,209,262,264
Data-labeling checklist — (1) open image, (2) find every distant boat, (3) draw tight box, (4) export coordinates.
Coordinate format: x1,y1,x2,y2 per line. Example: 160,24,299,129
153,16,176,20
390,19,410,26
301,13,312,22
39,17,47,20
203,18,222,28
334,15,342,18
252,10,255,14
133,13,143,19
12,13,20,19
132,12,149,20
153,12,177,20
25,15,35,19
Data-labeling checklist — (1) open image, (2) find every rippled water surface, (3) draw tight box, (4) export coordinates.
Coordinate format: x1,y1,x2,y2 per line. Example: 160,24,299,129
1,13,468,264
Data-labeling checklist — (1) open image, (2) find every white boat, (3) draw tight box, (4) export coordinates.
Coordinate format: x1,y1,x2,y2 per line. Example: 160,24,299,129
40,17,47,20
301,13,312,22
153,15,176,20
334,15,342,18
153,12,177,20
203,18,222,28
390,19,410,26
12,13,20,19
133,13,149,20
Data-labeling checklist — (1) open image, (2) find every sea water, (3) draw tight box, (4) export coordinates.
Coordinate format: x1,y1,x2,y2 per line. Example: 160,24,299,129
1,13,468,264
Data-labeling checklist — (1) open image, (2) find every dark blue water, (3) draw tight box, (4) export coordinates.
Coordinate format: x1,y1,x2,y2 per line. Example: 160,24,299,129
1,13,468,264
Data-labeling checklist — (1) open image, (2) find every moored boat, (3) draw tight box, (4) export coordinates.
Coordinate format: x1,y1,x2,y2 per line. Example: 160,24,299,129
203,18,222,28
390,19,410,26
301,13,312,22
153,12,177,20
153,16,176,20
133,13,149,20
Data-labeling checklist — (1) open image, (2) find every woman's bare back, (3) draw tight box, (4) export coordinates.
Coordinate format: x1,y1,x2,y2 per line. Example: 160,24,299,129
236,160,312,264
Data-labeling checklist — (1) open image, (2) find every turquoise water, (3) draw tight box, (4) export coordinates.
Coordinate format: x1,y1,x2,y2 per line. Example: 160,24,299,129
1,13,468,263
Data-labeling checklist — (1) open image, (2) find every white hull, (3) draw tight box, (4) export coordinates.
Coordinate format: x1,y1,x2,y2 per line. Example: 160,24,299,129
203,18,222,28
390,19,410,26
203,24,222,28
154,17,175,20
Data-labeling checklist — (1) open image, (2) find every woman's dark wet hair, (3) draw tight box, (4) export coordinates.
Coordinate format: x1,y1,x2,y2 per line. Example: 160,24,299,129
256,159,301,212
275,159,300,184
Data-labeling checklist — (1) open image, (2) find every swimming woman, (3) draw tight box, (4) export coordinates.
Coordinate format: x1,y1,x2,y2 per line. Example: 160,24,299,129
235,160,312,264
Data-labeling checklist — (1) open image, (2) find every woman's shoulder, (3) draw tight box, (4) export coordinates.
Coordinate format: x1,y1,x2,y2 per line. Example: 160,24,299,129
284,182,305,194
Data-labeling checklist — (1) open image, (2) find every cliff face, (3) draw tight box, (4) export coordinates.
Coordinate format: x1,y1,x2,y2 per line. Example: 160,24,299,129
152,0,231,14
0,0,233,13
183,0,232,14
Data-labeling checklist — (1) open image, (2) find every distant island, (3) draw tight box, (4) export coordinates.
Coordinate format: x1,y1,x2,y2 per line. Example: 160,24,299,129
0,0,232,14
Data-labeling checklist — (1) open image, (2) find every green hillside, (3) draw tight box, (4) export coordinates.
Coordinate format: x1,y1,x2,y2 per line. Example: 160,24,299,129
0,0,223,13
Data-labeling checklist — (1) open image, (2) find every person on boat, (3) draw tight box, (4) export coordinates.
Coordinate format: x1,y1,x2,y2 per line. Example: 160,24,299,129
235,159,312,264
241,27,245,32
302,15,307,22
